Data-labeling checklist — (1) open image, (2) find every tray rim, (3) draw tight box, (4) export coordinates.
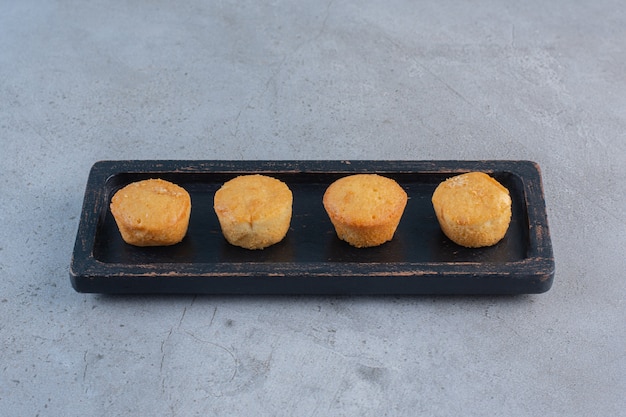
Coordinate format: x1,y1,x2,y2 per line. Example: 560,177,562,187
70,159,554,294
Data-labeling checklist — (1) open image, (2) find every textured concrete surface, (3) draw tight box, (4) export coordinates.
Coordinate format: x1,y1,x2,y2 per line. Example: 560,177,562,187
1,0,625,416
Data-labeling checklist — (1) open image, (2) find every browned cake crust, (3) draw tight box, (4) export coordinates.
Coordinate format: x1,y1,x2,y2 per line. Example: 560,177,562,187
213,174,293,250
431,172,512,248
110,178,191,246
323,174,408,248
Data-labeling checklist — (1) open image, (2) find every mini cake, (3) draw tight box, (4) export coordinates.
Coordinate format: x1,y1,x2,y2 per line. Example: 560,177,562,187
213,174,293,250
431,172,512,248
110,178,191,246
323,174,408,248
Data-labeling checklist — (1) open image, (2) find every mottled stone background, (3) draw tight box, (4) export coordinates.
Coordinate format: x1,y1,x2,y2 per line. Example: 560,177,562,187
1,0,624,415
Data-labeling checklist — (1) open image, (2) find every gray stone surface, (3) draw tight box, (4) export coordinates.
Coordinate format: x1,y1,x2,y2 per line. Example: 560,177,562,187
1,0,625,415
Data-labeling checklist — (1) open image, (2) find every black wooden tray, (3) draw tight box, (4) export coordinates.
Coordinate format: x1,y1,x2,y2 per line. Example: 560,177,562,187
70,160,554,294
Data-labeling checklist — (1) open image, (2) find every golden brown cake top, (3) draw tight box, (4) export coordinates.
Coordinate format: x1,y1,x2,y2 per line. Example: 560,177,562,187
213,174,292,223
110,178,191,229
323,174,408,227
431,172,511,225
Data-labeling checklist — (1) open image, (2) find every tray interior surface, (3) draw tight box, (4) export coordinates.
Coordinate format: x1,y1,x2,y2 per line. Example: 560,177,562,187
93,170,530,266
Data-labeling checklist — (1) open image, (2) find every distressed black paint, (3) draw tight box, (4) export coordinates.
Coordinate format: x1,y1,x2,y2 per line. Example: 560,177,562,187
70,160,554,294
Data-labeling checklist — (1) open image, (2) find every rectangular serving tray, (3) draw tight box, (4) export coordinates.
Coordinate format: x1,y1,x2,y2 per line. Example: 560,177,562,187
70,160,554,295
